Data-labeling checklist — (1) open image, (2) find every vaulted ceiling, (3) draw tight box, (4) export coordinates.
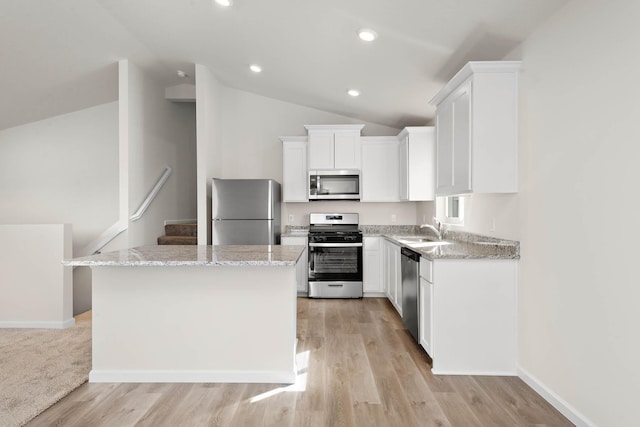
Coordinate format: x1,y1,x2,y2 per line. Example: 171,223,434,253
0,0,570,131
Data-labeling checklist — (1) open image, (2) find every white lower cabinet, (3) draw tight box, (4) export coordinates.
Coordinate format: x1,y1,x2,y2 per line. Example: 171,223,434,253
363,237,384,295
383,239,402,316
281,236,308,294
419,257,517,375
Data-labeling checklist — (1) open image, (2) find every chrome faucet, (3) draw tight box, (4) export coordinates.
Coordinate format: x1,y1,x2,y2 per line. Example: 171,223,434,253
420,217,444,240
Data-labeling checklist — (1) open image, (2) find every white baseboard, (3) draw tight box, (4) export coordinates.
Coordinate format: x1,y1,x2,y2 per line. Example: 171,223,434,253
0,318,75,329
363,292,386,298
89,369,297,384
517,366,595,427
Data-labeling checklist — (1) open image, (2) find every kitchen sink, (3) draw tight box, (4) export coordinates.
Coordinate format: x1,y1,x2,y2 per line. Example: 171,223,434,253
391,235,452,249
400,237,434,243
407,241,450,248
392,235,438,244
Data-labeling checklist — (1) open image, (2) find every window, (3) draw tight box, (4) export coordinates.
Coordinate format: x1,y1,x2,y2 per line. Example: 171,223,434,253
436,196,465,225
447,196,460,218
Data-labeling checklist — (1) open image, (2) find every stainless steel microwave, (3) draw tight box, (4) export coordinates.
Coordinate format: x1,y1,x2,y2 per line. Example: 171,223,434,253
309,170,360,201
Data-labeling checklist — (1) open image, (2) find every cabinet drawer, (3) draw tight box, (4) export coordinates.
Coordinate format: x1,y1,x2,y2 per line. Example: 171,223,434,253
419,257,433,283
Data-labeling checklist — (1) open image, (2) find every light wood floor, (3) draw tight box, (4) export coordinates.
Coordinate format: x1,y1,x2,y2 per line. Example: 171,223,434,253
28,298,573,426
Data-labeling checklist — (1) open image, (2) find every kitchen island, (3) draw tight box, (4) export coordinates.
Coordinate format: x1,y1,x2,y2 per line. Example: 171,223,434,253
65,244,305,384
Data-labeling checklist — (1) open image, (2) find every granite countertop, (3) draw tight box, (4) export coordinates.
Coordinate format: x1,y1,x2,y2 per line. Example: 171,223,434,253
64,245,306,267
280,225,518,259
384,235,519,260
361,226,520,260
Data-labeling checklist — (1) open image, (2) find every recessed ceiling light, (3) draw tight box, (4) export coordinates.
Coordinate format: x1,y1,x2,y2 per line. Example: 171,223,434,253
249,64,262,73
214,0,232,7
347,89,360,97
358,29,378,42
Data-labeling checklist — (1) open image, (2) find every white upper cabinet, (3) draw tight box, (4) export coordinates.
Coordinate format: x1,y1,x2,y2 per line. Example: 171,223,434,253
305,125,364,169
398,127,436,201
307,131,334,169
361,137,399,202
430,61,520,196
280,137,308,202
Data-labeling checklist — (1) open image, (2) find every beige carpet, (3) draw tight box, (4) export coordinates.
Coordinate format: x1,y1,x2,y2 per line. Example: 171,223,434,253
0,311,92,427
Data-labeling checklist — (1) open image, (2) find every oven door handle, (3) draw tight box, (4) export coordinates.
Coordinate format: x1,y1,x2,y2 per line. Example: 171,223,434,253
308,242,363,248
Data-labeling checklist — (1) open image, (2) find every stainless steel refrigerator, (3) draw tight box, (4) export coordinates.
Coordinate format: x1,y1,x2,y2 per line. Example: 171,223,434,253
211,178,281,245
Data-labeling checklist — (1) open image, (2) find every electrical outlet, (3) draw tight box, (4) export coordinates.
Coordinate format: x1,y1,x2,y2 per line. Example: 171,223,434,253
490,217,496,232
423,214,427,223
391,214,397,223
288,214,294,223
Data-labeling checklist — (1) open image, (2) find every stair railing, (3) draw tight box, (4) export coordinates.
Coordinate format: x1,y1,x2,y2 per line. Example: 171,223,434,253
78,220,128,256
79,166,173,256
129,166,172,221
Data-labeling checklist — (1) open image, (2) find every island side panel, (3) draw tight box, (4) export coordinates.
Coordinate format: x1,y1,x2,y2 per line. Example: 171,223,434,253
432,259,517,375
90,265,297,383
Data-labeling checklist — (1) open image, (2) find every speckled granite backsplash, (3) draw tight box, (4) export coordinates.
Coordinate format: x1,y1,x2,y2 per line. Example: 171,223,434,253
358,225,421,235
284,226,309,233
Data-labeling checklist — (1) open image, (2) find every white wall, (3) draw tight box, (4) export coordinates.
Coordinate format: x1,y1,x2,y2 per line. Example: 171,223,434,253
217,85,399,181
214,85,413,227
439,194,519,239
0,224,73,328
0,102,119,250
0,102,119,315
120,60,197,248
416,201,436,227
195,64,224,244
445,0,640,424
285,201,418,227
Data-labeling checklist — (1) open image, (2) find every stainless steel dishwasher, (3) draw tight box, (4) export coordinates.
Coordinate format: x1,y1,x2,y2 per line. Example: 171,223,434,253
401,247,420,342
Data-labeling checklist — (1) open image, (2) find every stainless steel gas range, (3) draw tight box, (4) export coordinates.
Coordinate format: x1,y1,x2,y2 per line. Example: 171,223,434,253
307,213,363,298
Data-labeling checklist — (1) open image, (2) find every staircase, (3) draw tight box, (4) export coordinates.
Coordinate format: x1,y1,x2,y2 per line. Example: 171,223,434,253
157,222,197,245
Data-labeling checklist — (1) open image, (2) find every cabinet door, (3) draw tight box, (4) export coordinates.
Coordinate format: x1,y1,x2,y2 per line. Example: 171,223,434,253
404,128,435,201
436,98,454,194
308,132,334,169
451,80,472,194
361,139,399,202
363,237,383,293
383,240,391,298
419,277,433,356
393,243,402,316
383,240,395,302
334,131,361,169
384,240,402,316
398,135,409,201
282,140,308,202
281,236,308,293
